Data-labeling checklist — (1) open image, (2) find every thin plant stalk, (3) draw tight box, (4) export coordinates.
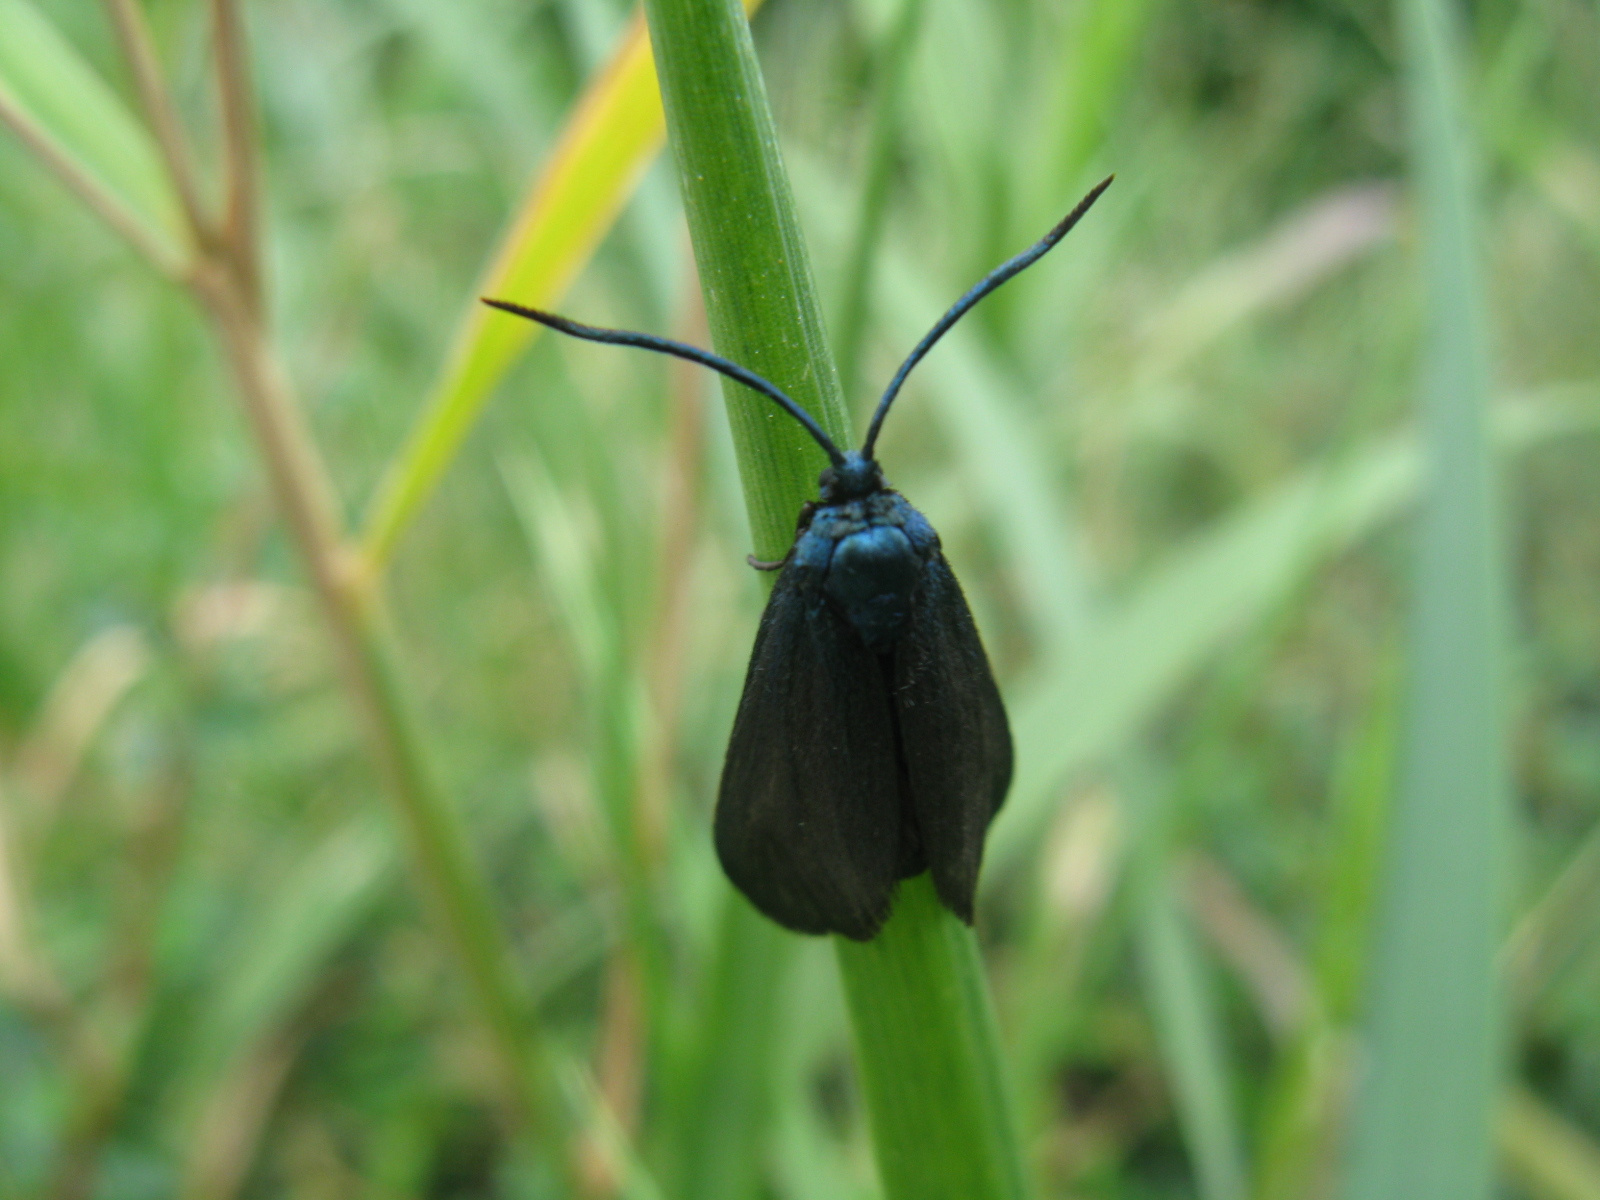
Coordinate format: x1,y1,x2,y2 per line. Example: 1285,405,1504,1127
637,0,1030,1196
208,0,260,306
99,0,210,240
189,266,568,1165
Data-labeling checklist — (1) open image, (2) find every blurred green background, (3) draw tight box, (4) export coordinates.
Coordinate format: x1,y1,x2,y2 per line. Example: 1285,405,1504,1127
2,0,1599,1195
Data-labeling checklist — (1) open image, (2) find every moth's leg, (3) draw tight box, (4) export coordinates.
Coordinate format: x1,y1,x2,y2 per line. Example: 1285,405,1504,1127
749,500,817,570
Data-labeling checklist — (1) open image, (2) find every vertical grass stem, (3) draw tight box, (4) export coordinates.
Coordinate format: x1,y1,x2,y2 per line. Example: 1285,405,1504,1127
638,2,1031,1196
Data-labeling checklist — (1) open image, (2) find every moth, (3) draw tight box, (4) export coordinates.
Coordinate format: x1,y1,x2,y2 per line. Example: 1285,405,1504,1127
486,176,1110,940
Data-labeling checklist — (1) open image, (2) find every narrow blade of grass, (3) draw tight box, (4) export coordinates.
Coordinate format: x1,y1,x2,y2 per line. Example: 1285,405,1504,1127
1028,0,1160,226
360,0,762,571
831,0,926,401
640,0,849,552
656,898,791,1200
360,10,664,568
171,818,393,1108
1134,862,1249,1200
627,0,851,1191
1339,0,1509,1197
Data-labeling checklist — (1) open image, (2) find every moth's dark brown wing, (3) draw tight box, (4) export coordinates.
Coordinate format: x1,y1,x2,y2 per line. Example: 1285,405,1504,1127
892,551,1013,923
715,565,902,941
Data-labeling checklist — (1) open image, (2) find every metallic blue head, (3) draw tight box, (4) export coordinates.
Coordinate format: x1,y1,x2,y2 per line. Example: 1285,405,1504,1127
818,452,884,503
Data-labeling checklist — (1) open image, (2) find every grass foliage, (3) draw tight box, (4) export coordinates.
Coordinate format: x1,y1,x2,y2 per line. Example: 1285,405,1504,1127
1,0,1599,1195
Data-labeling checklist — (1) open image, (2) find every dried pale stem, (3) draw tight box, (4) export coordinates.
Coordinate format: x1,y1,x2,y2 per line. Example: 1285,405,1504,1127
190,265,567,1166
100,0,212,241
2,0,581,1177
36,743,193,1200
179,1022,305,1200
1,798,109,1199
50,0,573,1169
209,0,261,309
0,777,71,1024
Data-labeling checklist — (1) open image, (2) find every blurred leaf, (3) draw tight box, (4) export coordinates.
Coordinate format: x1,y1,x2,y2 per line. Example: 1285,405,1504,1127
0,0,188,267
831,0,926,400
1499,1088,1600,1200
14,624,149,813
1134,184,1397,383
501,453,612,681
1134,860,1248,1200
656,897,791,1200
1340,0,1508,1197
1311,653,1402,1026
174,817,392,1101
992,432,1412,874
561,1059,667,1200
1505,820,1600,1007
1031,0,1161,213
988,388,1600,881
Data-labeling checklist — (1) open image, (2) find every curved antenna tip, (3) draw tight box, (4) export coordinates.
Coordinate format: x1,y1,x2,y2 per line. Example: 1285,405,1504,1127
860,175,1113,457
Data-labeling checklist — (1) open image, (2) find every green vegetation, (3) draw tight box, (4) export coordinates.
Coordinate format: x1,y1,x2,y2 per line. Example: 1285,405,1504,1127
1,0,1597,1196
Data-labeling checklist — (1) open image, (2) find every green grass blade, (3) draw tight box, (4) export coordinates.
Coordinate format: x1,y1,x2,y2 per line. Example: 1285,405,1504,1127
1030,0,1159,223
831,0,926,401
1339,0,1509,1197
994,386,1599,880
985,382,1599,881
0,0,187,268
359,12,669,568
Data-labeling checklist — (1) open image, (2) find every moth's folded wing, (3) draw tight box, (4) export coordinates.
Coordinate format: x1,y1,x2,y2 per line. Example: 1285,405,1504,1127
893,552,1013,922
716,567,901,941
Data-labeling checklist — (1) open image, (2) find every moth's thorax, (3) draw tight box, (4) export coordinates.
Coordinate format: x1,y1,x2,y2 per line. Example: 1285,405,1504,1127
792,489,939,651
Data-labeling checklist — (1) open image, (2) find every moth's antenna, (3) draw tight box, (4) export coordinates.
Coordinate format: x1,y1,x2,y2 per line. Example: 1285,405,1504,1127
861,175,1113,459
483,299,848,467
